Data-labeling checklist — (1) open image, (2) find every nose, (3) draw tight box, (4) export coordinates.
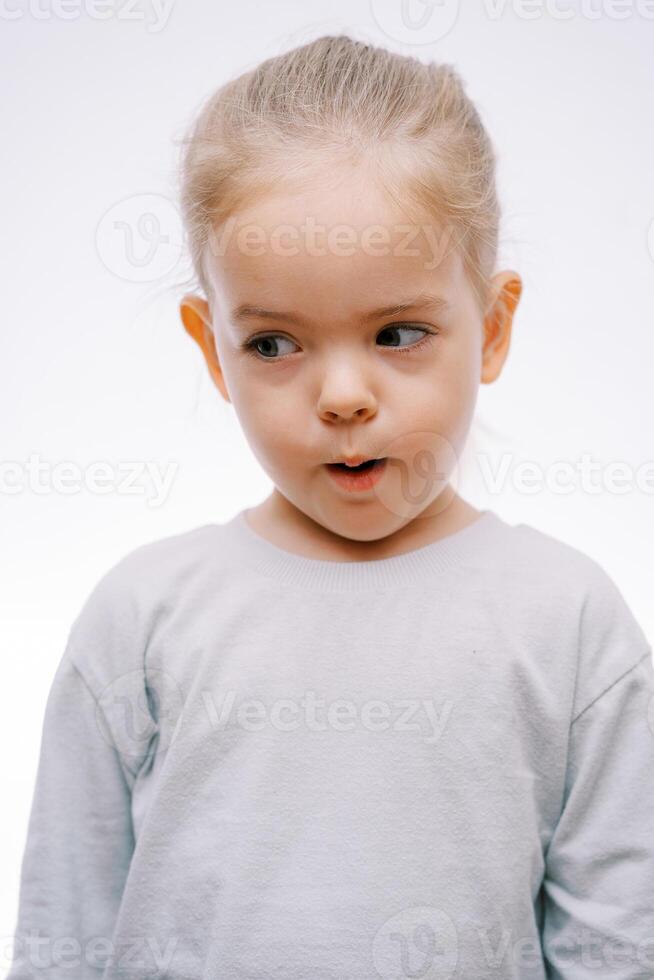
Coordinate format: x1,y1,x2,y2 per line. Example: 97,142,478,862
317,356,378,423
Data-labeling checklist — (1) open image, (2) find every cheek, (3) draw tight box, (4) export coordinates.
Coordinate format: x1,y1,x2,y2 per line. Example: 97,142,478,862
389,345,479,455
233,392,306,468
438,341,482,442
400,344,478,416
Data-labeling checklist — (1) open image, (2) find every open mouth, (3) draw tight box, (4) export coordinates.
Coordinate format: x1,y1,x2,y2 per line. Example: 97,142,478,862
324,457,388,491
326,458,382,473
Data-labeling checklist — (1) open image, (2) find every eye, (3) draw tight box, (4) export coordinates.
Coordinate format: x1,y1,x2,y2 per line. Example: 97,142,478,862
240,323,438,362
377,324,437,353
241,334,299,360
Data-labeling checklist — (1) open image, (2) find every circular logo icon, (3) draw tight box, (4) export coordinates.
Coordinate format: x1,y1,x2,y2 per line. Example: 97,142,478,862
95,192,183,283
369,0,461,45
371,429,463,519
95,666,184,763
372,905,459,978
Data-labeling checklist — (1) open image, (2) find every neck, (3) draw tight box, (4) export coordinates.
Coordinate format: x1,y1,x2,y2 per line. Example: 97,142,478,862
245,487,482,562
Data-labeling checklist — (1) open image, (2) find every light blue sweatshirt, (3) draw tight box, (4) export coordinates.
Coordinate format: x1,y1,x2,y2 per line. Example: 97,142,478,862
7,508,654,979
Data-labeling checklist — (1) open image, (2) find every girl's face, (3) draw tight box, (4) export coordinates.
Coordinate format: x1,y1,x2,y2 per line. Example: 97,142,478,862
181,168,520,544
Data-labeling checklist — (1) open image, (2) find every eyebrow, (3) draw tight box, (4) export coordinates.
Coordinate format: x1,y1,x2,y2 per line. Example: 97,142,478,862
229,292,450,327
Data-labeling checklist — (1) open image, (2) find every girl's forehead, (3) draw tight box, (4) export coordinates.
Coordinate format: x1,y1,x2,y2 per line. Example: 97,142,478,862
224,175,434,233
209,220,464,294
208,244,470,336
203,171,466,313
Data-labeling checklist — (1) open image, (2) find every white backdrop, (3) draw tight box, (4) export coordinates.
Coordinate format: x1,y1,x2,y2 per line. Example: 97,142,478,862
2,0,653,951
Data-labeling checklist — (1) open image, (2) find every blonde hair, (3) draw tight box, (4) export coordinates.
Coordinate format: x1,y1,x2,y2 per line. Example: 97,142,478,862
177,34,500,316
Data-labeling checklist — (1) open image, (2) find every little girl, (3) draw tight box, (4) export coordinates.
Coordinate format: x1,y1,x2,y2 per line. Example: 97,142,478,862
9,36,654,980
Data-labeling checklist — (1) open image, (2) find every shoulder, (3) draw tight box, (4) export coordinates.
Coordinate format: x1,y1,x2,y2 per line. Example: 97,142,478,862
494,515,651,719
72,522,224,622
490,514,638,603
64,522,227,689
98,521,225,592
489,514,609,584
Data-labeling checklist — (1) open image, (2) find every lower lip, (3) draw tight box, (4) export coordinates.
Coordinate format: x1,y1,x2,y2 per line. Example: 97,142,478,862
324,458,388,492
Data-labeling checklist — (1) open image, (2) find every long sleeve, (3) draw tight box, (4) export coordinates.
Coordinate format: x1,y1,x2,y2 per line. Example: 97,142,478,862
541,650,654,979
6,649,137,980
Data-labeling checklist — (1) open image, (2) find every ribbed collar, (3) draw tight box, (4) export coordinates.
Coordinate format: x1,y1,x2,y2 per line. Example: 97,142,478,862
219,508,507,593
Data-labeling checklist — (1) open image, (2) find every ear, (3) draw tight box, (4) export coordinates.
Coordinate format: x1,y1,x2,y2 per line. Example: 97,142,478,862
480,271,522,384
179,294,231,402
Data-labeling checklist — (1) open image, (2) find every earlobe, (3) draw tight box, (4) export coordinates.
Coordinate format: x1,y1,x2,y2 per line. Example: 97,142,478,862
480,272,522,384
179,293,231,403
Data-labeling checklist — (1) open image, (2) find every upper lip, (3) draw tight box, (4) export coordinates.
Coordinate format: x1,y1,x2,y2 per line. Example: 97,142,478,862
327,454,382,466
